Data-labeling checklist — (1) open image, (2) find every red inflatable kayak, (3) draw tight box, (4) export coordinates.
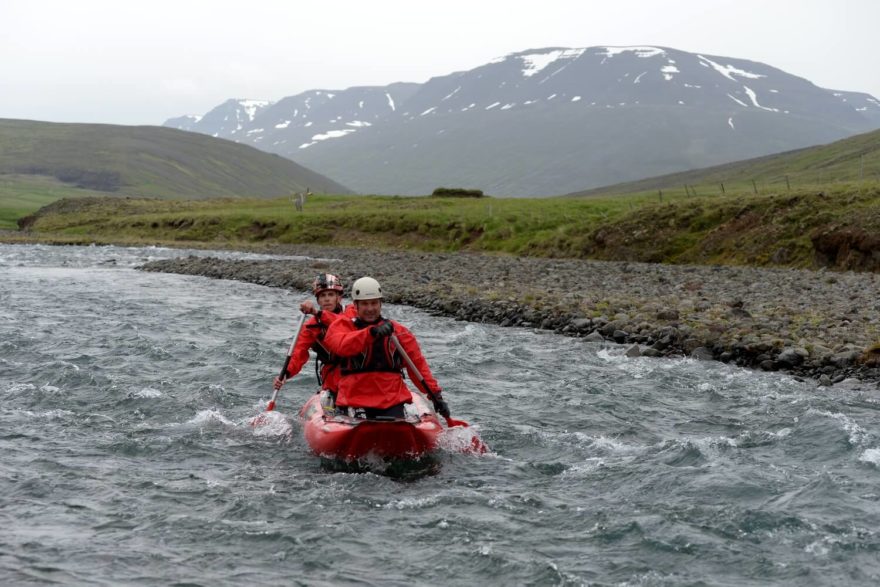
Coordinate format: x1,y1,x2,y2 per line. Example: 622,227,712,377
298,390,444,463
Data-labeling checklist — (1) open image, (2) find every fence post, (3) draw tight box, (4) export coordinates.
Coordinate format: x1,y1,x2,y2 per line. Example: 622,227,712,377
720,182,725,195
751,180,758,195
658,190,663,202
785,176,791,192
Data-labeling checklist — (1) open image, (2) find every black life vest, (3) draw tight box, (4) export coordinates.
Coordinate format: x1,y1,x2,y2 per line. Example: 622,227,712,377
308,306,343,386
306,305,343,364
340,317,403,375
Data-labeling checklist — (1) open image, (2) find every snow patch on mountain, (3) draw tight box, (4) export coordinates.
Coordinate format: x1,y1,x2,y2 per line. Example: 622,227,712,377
313,129,354,140
698,55,766,81
298,128,357,150
442,86,461,101
239,100,271,121
727,94,749,108
600,46,665,59
519,48,586,77
743,86,779,112
661,65,680,80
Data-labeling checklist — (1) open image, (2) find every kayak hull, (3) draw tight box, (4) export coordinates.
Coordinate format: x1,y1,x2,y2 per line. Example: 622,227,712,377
298,391,443,463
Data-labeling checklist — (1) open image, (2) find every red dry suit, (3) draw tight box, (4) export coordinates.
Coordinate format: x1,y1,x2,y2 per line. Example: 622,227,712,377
323,316,440,409
282,304,356,392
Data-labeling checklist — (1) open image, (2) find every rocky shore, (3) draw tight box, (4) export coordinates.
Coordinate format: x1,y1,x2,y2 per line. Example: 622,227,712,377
139,244,880,387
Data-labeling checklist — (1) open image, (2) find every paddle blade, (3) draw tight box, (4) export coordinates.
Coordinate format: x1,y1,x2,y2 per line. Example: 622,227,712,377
445,416,469,428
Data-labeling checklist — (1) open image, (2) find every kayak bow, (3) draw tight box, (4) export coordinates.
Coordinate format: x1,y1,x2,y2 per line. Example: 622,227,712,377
298,390,443,462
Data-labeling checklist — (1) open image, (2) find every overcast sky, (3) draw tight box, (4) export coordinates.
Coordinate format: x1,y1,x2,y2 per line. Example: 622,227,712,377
2,0,878,126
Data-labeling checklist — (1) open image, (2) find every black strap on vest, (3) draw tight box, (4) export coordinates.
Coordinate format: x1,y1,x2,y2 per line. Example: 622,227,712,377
340,317,403,375
307,305,343,385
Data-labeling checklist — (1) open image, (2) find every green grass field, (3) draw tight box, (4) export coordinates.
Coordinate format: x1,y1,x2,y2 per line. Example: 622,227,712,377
0,174,111,229
15,189,698,250
14,180,880,270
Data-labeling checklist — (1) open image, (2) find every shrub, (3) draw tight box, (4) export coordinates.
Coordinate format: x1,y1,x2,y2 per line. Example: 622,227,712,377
430,187,485,198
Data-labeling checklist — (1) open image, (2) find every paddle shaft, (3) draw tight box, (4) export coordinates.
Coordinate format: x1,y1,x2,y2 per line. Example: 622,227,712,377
267,313,308,411
389,333,435,400
389,332,466,427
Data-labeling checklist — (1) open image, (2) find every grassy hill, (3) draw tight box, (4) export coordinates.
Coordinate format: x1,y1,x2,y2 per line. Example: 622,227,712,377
11,180,880,272
566,128,880,198
8,120,880,272
0,118,351,228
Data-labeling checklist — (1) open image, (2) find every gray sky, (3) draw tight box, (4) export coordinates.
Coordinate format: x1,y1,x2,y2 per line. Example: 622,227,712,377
2,0,878,126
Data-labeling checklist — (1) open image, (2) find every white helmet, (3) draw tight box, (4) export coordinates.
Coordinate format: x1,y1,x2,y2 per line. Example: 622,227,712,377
351,277,383,300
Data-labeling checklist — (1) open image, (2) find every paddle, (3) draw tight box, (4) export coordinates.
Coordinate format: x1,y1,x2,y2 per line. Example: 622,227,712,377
389,333,489,454
251,313,307,426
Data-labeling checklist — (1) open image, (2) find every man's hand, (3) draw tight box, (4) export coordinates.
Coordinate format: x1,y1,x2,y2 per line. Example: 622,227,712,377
431,392,450,418
370,321,394,338
273,376,285,391
300,300,317,315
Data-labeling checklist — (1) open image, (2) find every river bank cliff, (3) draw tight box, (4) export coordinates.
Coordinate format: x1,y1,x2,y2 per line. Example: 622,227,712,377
139,244,880,387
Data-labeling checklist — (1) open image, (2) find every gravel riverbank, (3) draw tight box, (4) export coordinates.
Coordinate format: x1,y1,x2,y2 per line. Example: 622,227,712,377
139,244,880,387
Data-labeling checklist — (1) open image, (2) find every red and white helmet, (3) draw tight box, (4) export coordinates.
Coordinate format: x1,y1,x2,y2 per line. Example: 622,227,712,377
312,273,343,296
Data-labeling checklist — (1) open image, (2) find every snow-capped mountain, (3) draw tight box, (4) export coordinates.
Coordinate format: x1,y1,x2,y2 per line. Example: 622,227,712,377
165,46,880,196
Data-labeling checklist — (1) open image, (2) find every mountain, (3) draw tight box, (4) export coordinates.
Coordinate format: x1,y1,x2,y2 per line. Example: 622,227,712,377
165,46,880,196
0,118,351,199
565,127,880,197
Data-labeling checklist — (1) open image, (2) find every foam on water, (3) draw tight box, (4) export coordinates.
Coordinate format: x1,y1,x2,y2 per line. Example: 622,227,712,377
859,448,880,465
437,425,490,454
250,410,293,438
186,408,235,427
809,408,870,446
131,387,162,398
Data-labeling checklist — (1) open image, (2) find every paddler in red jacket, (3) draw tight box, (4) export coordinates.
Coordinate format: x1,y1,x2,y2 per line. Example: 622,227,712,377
323,276,451,420
273,274,354,406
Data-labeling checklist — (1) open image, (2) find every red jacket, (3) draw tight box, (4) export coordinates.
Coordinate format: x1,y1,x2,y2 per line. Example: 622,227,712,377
284,305,356,392
323,316,440,409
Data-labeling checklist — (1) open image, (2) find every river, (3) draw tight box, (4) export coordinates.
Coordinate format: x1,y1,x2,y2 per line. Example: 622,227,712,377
2,244,879,586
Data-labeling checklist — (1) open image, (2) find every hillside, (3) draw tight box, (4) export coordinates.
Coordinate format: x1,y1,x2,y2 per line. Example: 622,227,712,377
567,128,880,197
0,118,351,227
10,181,880,273
165,46,880,196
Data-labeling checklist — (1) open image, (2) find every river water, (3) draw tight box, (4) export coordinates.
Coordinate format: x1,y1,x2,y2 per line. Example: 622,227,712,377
2,243,880,586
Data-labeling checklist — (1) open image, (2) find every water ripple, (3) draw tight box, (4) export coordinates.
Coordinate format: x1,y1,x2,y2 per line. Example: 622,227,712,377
3,244,880,586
